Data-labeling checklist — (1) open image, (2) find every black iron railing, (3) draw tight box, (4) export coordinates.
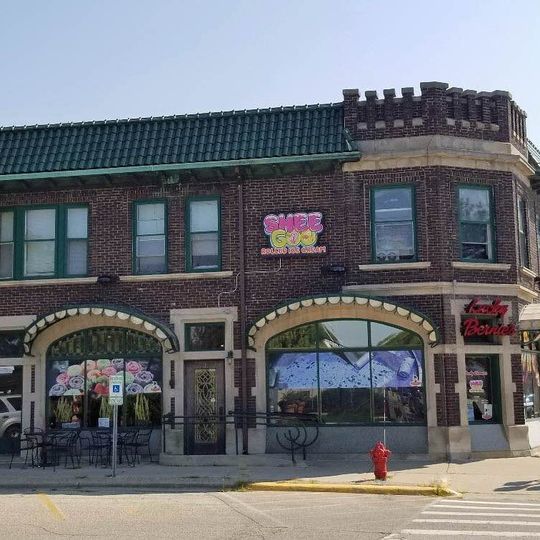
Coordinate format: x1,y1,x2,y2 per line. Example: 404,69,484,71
161,411,319,464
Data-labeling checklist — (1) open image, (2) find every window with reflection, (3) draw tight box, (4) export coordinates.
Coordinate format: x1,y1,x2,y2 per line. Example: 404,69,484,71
266,319,425,424
458,186,494,261
372,186,416,263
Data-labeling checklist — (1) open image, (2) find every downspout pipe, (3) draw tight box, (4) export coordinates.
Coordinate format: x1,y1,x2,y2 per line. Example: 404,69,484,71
238,181,249,454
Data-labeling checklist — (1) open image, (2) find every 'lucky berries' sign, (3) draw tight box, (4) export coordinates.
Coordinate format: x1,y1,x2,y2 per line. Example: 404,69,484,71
261,212,327,256
461,298,516,337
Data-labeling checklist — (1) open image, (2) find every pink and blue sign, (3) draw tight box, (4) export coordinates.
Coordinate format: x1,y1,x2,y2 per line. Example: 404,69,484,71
261,212,326,256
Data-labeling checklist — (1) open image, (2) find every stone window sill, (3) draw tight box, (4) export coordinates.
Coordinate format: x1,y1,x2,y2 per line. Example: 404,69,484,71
0,271,233,287
520,266,537,279
451,261,511,271
357,261,431,271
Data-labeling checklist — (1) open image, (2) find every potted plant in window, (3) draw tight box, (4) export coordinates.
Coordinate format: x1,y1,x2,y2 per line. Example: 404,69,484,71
54,397,73,427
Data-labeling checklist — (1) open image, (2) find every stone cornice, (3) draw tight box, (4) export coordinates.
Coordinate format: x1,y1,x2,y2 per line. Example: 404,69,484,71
343,135,534,185
343,281,538,302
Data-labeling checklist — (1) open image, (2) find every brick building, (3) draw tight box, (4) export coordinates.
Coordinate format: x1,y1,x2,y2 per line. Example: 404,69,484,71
0,81,539,460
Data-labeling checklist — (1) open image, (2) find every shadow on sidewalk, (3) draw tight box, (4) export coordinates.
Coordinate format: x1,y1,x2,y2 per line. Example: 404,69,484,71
495,480,540,493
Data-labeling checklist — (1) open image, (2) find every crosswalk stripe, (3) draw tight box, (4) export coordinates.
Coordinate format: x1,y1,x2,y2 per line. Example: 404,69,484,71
430,500,540,507
401,529,540,537
424,511,540,517
431,504,540,512
414,518,540,526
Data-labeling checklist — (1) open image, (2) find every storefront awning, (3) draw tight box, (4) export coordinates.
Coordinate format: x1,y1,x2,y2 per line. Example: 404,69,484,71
248,294,441,348
23,304,179,355
519,303,540,330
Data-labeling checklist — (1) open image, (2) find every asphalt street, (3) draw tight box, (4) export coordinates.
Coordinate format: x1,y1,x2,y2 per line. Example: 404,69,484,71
2,489,540,539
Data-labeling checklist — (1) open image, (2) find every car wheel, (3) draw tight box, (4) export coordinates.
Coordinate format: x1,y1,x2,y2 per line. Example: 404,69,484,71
4,424,20,440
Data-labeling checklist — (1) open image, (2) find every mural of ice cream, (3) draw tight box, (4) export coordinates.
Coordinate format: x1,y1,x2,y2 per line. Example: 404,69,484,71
64,388,83,396
49,383,67,397
56,372,70,385
144,382,161,393
111,358,124,370
102,366,117,377
85,360,96,371
87,369,101,381
96,359,111,370
67,364,82,377
126,361,142,374
68,375,84,389
134,370,153,385
126,382,144,394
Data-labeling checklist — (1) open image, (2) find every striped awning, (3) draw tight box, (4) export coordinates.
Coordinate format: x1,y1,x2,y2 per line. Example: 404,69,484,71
23,303,179,355
248,294,441,348
520,303,540,330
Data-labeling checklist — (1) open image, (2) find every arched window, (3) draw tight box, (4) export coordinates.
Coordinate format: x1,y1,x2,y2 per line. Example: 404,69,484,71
266,319,425,425
47,327,163,429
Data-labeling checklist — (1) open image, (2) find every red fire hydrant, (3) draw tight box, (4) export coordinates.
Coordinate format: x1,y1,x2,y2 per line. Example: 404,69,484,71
370,441,391,480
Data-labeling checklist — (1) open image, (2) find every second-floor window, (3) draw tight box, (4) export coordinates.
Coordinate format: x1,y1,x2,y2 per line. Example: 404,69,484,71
186,197,220,271
371,186,415,263
518,198,530,268
0,205,88,280
458,186,494,262
134,201,167,274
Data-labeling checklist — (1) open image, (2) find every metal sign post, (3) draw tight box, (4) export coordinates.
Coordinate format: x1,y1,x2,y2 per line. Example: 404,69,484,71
112,404,118,477
109,374,124,478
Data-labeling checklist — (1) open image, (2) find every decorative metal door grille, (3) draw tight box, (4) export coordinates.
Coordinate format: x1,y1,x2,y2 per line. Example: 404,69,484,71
194,368,217,443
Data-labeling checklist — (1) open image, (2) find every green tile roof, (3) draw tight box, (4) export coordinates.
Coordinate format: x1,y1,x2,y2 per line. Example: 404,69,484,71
0,104,356,178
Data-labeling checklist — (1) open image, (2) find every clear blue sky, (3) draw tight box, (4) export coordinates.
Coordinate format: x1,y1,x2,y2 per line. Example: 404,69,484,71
1,0,539,142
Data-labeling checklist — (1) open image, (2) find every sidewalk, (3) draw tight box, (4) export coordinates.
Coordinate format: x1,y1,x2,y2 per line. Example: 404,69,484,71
1,455,539,496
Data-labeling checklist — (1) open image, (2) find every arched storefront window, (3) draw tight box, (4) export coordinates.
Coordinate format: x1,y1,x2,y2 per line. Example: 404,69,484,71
47,327,163,429
266,319,425,424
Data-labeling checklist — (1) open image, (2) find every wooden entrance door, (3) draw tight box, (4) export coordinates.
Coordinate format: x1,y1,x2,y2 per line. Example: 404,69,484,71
184,360,225,455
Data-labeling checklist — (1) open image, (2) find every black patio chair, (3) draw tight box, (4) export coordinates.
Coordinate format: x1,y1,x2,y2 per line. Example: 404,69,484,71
9,432,33,469
124,428,153,463
21,428,45,467
117,429,138,466
87,431,111,467
49,430,81,470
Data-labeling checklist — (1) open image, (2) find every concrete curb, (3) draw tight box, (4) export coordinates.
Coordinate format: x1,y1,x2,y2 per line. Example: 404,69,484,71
0,479,241,491
246,481,461,497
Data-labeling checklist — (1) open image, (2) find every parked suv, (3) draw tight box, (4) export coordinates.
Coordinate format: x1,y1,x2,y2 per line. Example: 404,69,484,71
0,395,22,440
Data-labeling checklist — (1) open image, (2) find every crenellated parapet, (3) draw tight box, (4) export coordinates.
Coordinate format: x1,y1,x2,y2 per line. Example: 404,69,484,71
343,82,527,153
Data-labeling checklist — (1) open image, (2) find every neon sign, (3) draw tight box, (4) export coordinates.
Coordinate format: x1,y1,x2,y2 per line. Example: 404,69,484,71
261,212,327,256
461,298,516,337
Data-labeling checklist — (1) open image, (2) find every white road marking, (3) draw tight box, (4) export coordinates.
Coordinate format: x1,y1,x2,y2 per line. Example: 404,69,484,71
432,503,540,512
401,529,540,537
415,518,540,526
431,499,540,507
424,510,540,517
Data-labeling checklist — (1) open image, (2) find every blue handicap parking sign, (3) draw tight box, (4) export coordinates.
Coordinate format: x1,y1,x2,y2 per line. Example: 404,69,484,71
112,384,121,393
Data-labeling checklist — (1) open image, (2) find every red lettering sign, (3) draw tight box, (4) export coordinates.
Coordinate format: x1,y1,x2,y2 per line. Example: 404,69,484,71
461,318,516,337
464,298,508,317
461,298,515,337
